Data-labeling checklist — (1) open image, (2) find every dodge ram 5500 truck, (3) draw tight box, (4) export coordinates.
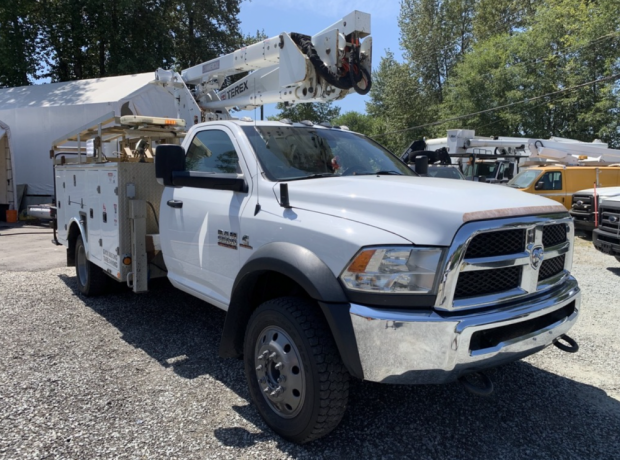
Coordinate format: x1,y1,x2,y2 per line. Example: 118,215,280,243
50,11,581,444
53,117,581,443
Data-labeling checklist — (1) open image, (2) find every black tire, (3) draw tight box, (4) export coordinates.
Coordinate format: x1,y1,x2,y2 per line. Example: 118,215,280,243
75,235,109,296
243,297,350,444
615,256,620,264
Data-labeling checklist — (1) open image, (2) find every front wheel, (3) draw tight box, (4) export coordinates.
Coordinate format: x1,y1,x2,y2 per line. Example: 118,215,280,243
75,235,109,296
244,297,349,444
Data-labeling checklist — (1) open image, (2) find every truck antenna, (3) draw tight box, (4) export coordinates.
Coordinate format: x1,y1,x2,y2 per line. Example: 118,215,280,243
254,101,261,216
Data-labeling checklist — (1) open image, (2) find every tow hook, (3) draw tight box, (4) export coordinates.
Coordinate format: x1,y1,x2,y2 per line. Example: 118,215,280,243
553,334,579,353
458,371,494,397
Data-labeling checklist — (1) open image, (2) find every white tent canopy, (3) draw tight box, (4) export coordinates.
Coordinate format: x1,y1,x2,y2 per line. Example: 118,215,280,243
0,120,17,209
0,73,196,199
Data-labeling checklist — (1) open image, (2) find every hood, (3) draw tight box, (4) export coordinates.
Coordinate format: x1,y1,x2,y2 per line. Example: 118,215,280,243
274,176,566,246
601,196,620,205
575,186,620,196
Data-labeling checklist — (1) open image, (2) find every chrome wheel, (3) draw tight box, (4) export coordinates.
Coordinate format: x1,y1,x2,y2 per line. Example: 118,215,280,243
254,325,305,418
76,240,88,288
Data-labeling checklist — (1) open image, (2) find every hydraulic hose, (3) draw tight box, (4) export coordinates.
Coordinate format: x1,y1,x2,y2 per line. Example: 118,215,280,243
290,33,371,95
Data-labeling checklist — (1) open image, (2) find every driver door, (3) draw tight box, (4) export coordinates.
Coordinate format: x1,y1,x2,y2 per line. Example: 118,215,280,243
160,126,252,308
535,171,566,206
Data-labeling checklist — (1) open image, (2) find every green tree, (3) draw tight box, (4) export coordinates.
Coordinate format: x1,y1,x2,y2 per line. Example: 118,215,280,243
0,0,40,87
331,111,375,135
367,0,479,152
35,0,242,82
399,0,475,104
441,0,620,146
270,101,341,124
366,51,435,152
472,0,541,42
170,0,242,69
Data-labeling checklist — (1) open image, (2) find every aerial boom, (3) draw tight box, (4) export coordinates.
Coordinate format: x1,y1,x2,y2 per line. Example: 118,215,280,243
446,129,620,165
178,10,372,113
527,138,620,165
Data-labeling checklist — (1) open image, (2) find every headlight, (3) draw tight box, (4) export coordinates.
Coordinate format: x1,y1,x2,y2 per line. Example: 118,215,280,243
340,246,444,294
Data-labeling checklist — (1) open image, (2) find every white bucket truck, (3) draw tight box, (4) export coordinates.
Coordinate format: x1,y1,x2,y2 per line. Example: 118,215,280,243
52,11,581,443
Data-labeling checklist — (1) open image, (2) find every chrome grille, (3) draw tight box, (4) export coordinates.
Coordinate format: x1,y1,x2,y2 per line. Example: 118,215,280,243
465,229,525,258
597,233,618,244
542,224,567,247
571,194,592,211
436,214,573,312
600,207,620,233
455,266,522,299
538,254,565,281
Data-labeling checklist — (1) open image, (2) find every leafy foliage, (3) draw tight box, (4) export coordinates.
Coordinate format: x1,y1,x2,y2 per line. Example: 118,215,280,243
442,0,620,145
0,0,243,85
0,0,39,86
367,0,620,150
331,111,375,136
270,102,341,124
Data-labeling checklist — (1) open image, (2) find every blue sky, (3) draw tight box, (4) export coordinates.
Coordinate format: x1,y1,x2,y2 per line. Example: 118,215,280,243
237,0,404,118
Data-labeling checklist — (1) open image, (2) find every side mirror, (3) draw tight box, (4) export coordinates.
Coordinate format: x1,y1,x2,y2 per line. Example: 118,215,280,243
414,156,429,176
535,181,544,190
155,144,186,186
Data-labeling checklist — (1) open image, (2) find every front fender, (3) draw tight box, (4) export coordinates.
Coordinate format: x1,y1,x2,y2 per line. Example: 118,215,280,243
219,243,363,378
235,242,348,303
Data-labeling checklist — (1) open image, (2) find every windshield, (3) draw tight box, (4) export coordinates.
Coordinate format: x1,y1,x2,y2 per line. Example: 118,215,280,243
241,126,414,181
427,166,464,180
507,169,541,189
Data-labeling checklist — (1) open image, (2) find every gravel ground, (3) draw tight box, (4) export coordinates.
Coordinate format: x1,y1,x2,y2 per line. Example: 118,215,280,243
1,232,619,459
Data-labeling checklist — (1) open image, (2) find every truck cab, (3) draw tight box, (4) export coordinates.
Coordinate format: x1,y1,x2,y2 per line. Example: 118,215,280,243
507,165,620,209
461,159,516,183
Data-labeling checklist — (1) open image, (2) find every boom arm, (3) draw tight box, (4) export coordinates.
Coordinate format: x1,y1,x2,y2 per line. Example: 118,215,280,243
446,129,620,165
527,138,620,165
178,10,372,112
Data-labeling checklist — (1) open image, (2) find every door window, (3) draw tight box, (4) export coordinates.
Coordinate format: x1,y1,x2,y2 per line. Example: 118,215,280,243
497,163,505,180
539,171,563,190
185,130,241,174
506,163,515,180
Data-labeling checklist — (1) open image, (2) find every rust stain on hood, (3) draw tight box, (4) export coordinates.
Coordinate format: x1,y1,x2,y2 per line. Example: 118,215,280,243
463,205,567,223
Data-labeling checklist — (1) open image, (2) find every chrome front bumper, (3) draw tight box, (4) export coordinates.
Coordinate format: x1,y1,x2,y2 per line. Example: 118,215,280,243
350,277,580,384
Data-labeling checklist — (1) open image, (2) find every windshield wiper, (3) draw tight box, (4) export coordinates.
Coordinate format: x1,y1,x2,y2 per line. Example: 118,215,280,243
357,170,404,176
293,173,336,180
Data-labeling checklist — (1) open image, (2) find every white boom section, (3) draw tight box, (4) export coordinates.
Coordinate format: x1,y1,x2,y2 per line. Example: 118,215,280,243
178,10,372,112
528,138,620,165
447,129,529,156
447,129,619,164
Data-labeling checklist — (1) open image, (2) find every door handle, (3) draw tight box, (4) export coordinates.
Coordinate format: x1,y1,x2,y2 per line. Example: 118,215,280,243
167,199,183,208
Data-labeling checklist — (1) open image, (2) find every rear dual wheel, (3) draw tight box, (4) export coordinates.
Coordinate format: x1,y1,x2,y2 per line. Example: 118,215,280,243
75,235,109,296
244,297,350,444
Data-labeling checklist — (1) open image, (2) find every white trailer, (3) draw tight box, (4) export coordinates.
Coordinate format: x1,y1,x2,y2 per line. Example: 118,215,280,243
0,120,17,219
0,73,200,208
